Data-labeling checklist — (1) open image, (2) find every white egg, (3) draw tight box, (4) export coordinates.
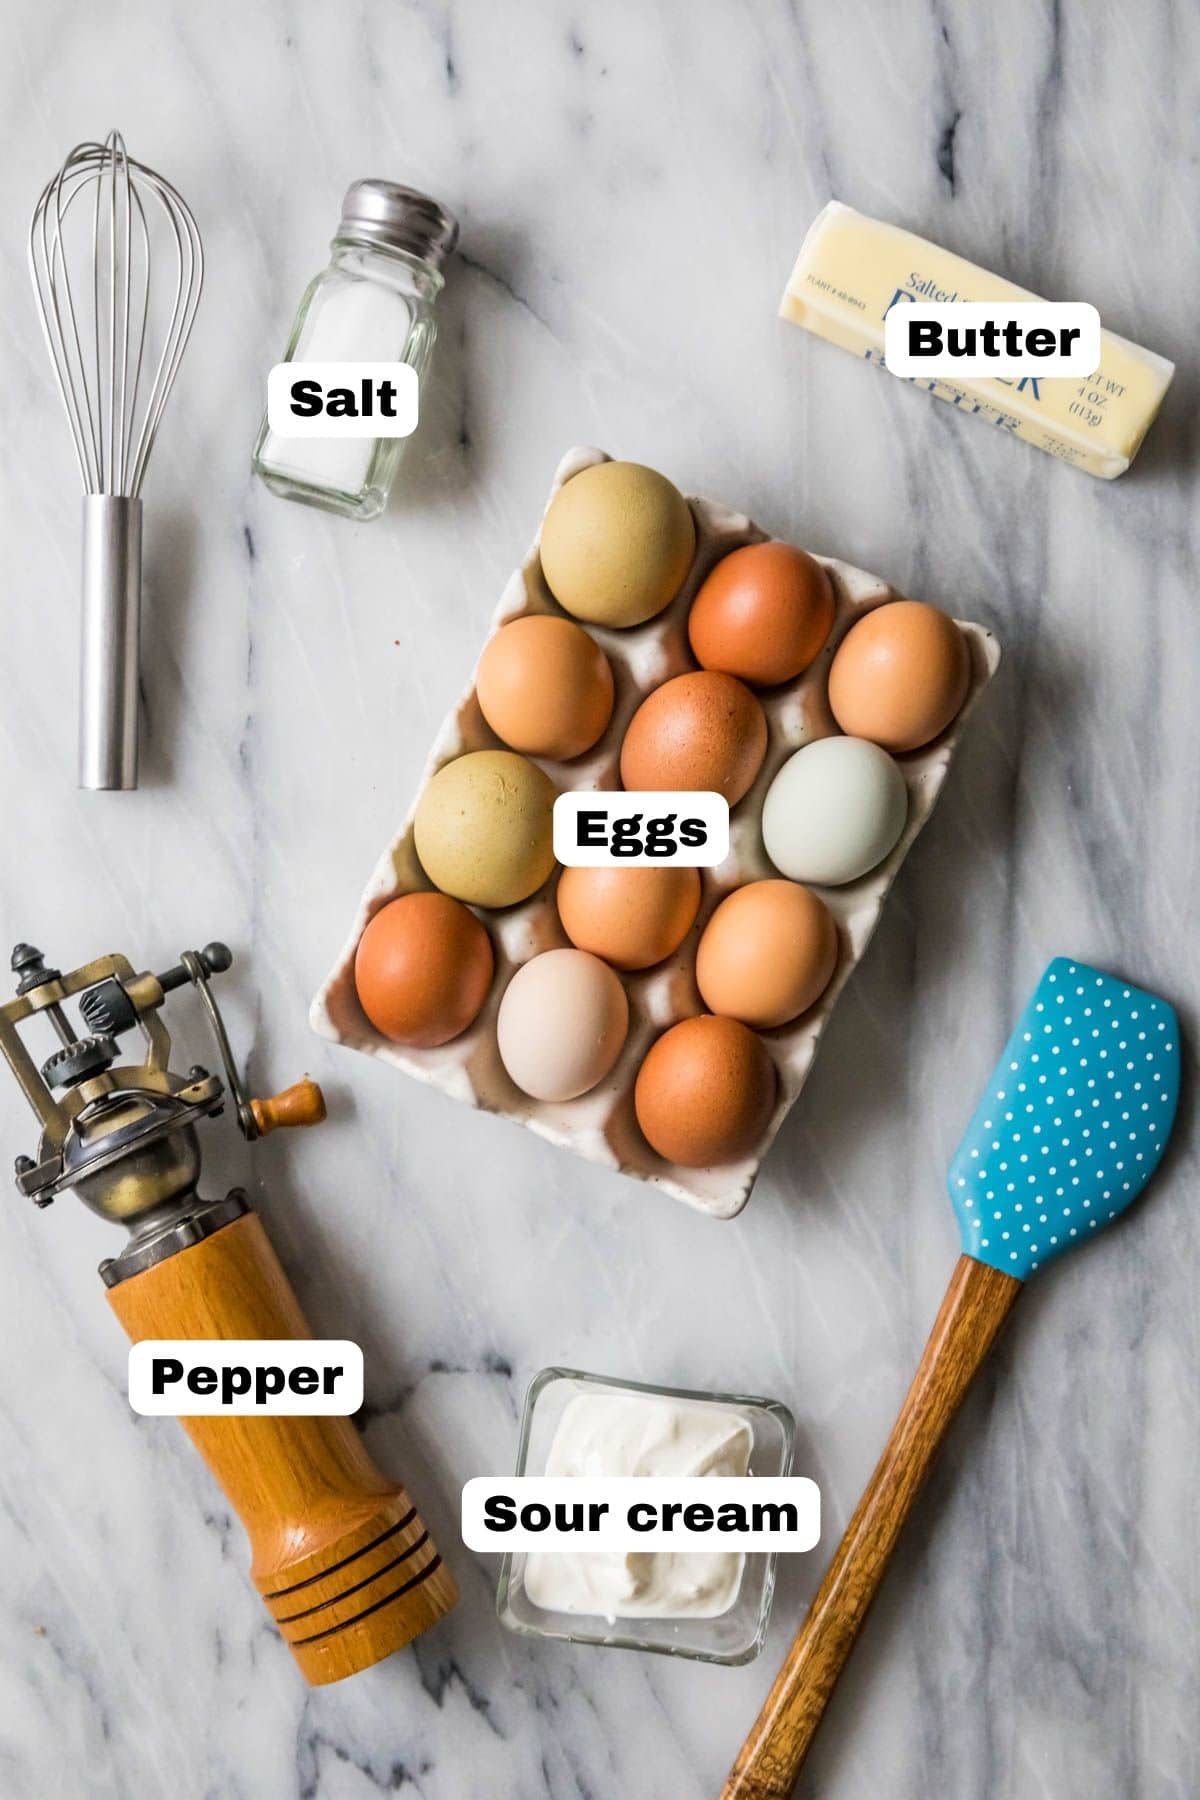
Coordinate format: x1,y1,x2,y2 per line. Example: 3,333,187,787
497,948,629,1102
762,736,908,885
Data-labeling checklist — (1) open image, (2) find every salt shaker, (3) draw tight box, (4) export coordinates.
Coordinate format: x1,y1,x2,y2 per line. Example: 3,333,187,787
253,180,457,520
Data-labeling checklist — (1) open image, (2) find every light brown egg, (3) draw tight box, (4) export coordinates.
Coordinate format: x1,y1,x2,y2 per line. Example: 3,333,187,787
827,600,969,753
354,892,494,1048
476,615,614,760
619,672,767,805
695,880,837,1028
634,1014,776,1167
688,541,835,686
557,865,701,971
539,461,696,628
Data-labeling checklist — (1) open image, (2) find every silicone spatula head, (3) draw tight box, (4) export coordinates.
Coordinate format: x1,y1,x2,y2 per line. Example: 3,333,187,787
948,958,1180,1280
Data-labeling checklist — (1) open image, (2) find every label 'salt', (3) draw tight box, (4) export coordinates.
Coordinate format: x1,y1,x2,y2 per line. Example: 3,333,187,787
267,362,418,438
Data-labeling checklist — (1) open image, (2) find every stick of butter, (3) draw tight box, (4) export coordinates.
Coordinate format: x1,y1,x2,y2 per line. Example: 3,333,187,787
780,201,1174,479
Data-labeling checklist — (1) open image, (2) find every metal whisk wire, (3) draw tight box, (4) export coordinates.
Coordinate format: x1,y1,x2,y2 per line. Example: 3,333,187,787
28,130,203,791
29,130,203,497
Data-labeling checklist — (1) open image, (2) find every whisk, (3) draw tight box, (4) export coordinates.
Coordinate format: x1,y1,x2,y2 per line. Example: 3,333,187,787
29,131,203,790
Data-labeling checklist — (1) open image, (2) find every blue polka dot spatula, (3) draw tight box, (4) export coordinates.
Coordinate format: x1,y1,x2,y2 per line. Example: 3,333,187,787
723,958,1181,1800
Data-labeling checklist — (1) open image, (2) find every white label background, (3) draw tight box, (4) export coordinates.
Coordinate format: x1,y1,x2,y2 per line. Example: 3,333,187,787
553,791,729,868
462,1477,820,1553
267,362,419,437
128,1340,364,1416
884,301,1101,378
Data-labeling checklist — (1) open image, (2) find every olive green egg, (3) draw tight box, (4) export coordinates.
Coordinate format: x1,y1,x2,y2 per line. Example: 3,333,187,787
539,461,696,628
414,750,558,908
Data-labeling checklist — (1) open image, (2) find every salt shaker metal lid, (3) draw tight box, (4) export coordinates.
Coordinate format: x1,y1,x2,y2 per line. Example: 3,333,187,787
338,180,459,270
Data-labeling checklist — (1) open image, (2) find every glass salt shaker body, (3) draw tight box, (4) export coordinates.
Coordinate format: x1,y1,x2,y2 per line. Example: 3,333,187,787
253,181,457,520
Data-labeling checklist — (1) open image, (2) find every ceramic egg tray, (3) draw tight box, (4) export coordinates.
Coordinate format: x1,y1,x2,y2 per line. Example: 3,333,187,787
312,446,1000,1219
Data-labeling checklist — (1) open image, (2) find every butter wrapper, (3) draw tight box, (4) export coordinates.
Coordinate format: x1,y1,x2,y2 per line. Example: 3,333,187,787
780,201,1174,478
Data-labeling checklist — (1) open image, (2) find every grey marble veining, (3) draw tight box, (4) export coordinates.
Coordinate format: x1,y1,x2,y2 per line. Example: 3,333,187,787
0,1,1197,1796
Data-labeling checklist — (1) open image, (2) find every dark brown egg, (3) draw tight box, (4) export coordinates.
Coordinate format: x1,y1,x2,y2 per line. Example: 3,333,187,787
355,892,494,1047
634,1014,776,1167
688,541,835,686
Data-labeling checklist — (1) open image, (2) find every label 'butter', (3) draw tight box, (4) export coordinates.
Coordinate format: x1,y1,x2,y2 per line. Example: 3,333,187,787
781,201,1174,478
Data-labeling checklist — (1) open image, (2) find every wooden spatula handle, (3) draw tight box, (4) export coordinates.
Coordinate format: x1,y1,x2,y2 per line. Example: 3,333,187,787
722,1255,1021,1800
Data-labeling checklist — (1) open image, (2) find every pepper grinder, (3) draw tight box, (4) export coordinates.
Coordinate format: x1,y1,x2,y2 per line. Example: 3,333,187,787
0,940,457,1684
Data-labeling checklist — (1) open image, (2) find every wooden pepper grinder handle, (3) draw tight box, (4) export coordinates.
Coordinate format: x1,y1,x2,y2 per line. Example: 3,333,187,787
106,1209,458,1686
721,1257,1021,1798
250,1077,327,1135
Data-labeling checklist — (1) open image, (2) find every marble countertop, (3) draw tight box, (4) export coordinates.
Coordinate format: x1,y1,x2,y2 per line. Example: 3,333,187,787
1,2,1197,1796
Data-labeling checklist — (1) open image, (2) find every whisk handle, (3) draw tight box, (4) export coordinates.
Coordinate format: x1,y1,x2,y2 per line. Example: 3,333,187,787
80,494,142,791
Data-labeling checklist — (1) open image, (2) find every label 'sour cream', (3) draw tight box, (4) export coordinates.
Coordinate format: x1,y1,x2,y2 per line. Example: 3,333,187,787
781,202,1173,478
462,1476,819,1553
486,1391,807,1623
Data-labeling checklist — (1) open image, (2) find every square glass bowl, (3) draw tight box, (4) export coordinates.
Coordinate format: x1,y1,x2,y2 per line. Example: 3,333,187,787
495,1367,794,1664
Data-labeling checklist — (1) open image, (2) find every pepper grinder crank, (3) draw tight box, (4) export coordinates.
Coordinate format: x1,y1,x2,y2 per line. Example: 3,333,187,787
0,940,457,1684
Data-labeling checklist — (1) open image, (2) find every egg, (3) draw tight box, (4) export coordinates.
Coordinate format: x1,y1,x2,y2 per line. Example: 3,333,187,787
827,600,969,752
762,736,908,885
497,949,629,1101
634,1015,776,1167
688,541,835,686
696,881,837,1028
619,671,767,805
414,750,557,908
476,615,614,760
354,892,494,1047
539,461,696,628
557,865,701,971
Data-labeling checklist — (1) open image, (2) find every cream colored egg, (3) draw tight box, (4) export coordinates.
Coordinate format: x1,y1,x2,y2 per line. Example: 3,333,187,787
497,949,629,1101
